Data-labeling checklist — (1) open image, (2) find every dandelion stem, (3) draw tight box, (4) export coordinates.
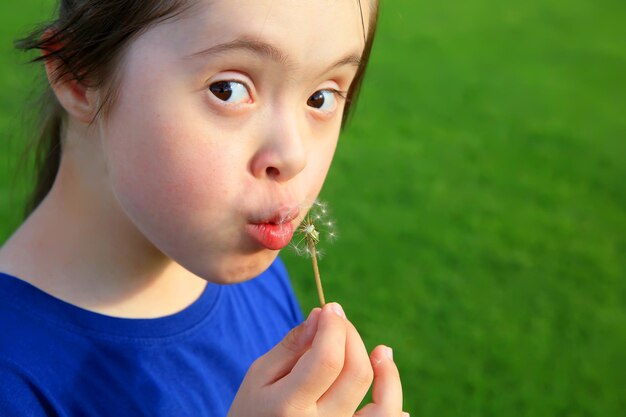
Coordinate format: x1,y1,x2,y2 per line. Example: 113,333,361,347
308,241,326,306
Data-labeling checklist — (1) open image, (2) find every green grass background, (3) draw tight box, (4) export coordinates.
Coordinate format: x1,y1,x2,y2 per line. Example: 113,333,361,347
1,0,625,416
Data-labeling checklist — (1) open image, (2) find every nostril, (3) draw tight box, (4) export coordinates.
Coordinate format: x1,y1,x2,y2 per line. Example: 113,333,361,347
266,166,280,178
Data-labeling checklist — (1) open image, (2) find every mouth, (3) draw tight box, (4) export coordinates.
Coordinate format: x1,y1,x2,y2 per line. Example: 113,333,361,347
246,207,300,250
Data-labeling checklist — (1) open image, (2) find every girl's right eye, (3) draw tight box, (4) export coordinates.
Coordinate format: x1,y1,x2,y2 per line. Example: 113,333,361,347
208,80,251,104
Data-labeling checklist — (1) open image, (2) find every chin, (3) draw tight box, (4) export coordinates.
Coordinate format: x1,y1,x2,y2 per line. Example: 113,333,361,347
193,250,280,285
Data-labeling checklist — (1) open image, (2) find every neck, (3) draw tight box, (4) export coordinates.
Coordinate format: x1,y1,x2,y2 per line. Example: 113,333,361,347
0,123,207,318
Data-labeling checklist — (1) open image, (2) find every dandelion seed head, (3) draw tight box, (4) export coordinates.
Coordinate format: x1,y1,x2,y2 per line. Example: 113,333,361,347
290,198,338,258
291,244,312,257
313,200,327,212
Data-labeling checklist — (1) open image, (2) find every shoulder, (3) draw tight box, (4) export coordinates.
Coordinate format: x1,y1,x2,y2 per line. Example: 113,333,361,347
0,274,77,386
0,357,59,416
0,275,54,355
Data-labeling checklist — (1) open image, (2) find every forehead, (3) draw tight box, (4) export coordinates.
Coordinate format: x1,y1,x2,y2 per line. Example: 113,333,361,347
152,0,371,66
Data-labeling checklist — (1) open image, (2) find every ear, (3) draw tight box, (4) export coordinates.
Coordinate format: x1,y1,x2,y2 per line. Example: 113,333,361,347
42,39,99,124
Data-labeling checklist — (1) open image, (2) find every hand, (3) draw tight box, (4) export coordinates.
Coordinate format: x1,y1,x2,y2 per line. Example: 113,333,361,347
227,303,408,417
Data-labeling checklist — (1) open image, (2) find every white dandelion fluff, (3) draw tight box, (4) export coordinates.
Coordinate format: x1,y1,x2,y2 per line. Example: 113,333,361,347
291,199,337,306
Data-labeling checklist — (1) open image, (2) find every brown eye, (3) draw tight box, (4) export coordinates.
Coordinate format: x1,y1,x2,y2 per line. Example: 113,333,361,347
208,80,250,103
209,81,232,101
307,90,336,111
307,91,325,108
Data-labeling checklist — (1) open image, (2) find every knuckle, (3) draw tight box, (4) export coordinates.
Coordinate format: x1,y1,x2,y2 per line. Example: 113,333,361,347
274,402,291,417
317,350,344,375
246,357,263,375
244,355,268,380
274,403,292,417
352,362,374,389
278,393,310,415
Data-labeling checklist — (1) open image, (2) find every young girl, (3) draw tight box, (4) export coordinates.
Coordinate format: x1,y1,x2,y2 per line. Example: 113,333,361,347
0,0,406,415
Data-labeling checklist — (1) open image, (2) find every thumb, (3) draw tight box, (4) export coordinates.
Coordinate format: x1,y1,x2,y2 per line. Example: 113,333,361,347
249,308,322,383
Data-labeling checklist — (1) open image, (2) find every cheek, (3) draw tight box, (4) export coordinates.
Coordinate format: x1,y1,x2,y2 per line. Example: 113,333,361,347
310,124,340,181
102,89,244,237
293,130,339,207
102,58,219,212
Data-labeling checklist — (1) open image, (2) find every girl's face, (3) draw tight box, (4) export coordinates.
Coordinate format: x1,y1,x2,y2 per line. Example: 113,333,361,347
99,0,370,282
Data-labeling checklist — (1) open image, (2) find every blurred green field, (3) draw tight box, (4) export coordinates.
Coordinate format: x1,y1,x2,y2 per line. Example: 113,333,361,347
1,0,625,416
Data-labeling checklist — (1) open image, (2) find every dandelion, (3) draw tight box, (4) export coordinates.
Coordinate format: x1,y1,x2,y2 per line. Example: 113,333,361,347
292,200,337,307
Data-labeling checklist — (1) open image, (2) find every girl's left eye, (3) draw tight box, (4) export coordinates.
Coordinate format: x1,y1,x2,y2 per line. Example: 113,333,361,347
307,90,338,112
208,80,251,104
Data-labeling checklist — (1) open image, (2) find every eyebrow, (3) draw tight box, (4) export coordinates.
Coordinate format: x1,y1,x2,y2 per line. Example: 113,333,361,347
186,37,362,73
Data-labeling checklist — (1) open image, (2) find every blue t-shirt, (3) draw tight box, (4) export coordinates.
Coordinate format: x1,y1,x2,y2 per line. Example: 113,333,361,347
0,257,304,416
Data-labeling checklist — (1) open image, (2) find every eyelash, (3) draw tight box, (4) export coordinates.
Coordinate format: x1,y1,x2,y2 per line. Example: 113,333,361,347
307,88,347,115
205,78,348,111
331,89,348,100
209,79,253,103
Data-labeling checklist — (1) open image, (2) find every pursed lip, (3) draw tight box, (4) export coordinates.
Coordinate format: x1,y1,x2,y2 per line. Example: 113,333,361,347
245,222,294,250
249,206,300,225
246,205,300,250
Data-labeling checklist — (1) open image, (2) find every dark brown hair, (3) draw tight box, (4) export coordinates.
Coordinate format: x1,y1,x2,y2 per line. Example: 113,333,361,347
15,0,379,218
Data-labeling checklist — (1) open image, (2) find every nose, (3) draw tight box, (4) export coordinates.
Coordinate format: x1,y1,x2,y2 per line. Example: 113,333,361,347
250,109,307,182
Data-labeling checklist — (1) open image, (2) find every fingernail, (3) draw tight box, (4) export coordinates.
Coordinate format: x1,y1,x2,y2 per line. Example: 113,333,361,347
402,413,410,417
384,346,393,361
330,302,346,319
